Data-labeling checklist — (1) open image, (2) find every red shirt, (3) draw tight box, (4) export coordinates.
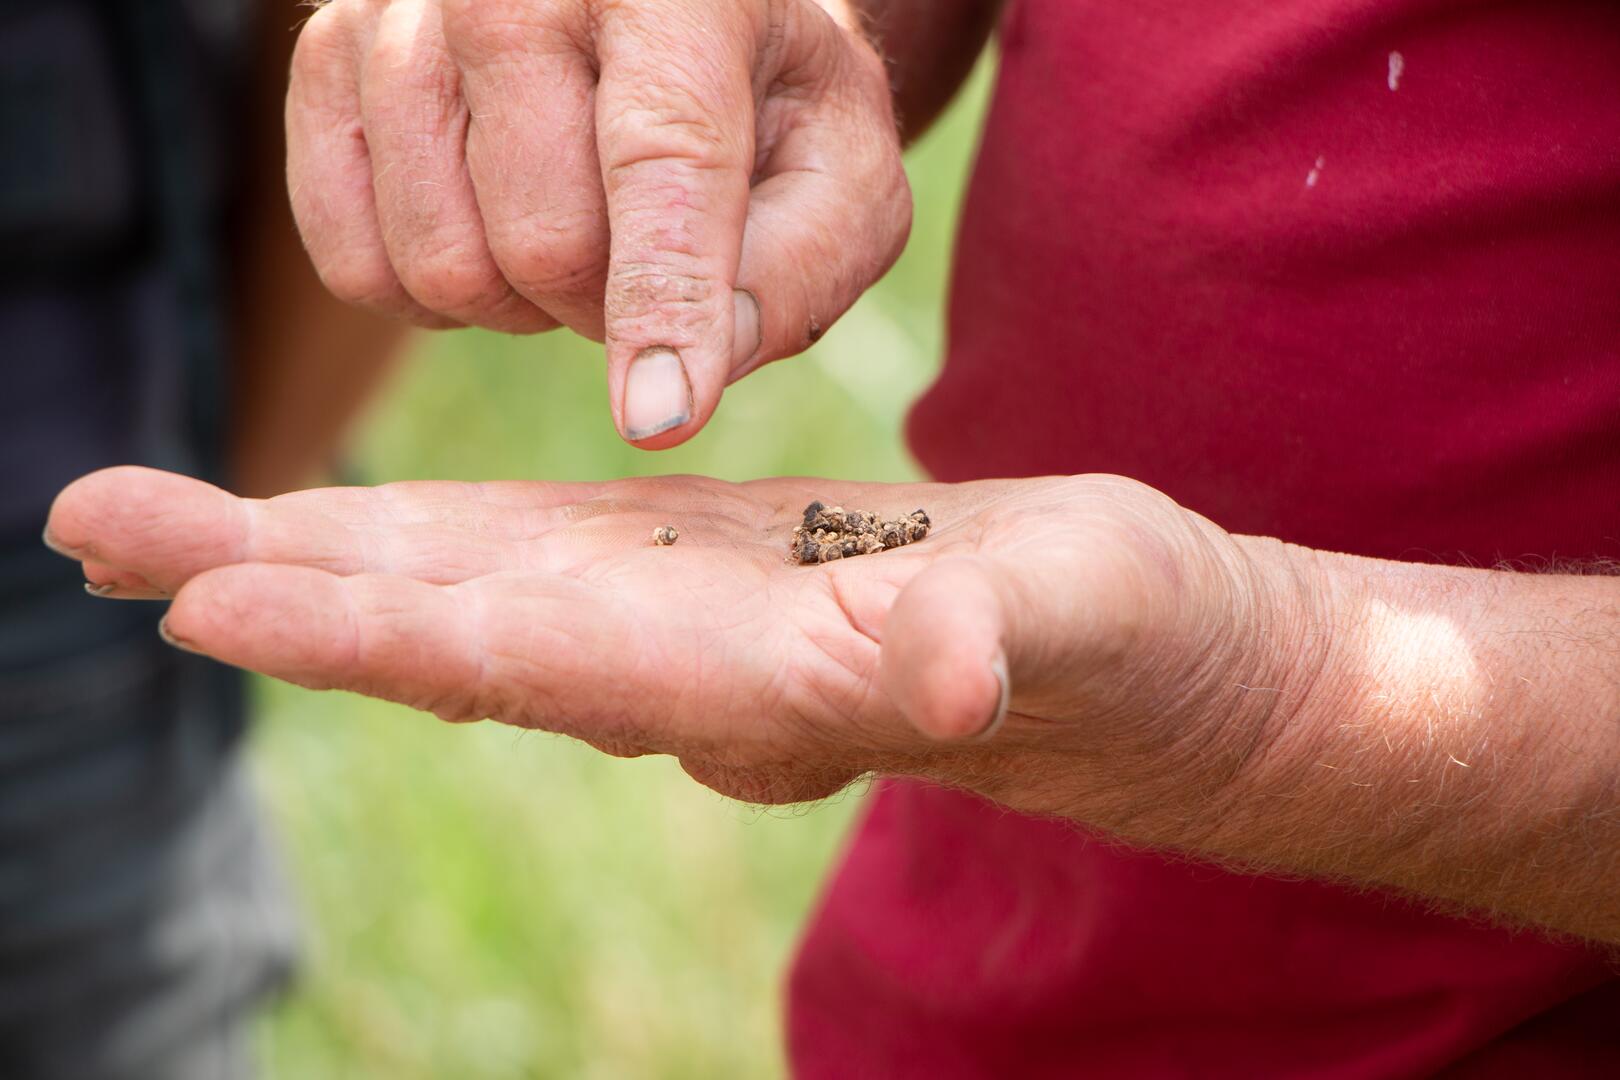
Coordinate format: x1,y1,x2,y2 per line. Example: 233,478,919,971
788,1,1620,1075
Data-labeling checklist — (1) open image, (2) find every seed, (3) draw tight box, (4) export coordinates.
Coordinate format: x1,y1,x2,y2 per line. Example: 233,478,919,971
788,500,932,565
652,525,679,546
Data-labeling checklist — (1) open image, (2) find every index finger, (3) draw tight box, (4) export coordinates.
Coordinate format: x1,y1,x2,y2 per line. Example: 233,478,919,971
593,4,761,447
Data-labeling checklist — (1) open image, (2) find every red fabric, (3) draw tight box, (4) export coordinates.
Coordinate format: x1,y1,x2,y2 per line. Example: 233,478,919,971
788,1,1620,1075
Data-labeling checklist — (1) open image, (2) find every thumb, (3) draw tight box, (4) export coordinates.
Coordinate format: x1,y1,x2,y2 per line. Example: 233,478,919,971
881,557,1014,742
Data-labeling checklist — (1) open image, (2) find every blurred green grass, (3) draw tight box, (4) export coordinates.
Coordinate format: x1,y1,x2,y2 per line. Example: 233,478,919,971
255,66,990,1080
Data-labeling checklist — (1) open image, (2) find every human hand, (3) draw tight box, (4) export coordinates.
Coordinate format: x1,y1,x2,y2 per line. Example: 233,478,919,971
45,468,1305,816
288,0,910,447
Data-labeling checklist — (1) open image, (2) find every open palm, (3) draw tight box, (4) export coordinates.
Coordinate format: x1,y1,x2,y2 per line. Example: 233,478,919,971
46,468,1229,805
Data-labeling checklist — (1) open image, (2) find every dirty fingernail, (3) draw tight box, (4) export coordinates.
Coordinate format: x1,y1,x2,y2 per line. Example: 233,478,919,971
731,289,761,372
158,618,201,654
976,650,1011,742
623,347,692,441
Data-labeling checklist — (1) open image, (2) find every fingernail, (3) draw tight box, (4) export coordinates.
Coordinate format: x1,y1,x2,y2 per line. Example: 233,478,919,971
623,347,692,441
975,650,1011,742
86,582,167,601
731,289,762,373
42,527,76,558
158,618,200,654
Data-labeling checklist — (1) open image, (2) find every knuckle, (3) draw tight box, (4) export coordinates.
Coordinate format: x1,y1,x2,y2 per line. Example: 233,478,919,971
604,263,718,335
602,102,743,182
486,211,606,300
612,265,718,308
394,241,509,318
316,254,406,314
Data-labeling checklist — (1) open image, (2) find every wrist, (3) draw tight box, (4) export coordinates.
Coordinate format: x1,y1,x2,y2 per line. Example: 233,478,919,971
1107,531,1339,836
1213,534,1345,782
920,498,1336,833
1136,534,1365,854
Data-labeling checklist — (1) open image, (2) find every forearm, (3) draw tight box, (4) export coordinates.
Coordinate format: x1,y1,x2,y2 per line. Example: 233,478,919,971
1243,548,1620,941
1041,542,1620,943
828,0,1002,141
229,1,411,498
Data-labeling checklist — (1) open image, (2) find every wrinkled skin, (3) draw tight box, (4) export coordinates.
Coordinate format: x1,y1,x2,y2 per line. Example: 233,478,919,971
289,0,910,446
46,467,1298,817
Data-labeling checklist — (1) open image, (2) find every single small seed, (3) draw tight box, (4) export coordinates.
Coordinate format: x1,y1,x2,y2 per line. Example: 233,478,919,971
652,525,679,546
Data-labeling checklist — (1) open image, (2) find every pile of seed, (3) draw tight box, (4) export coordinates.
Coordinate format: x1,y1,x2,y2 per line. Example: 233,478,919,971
790,501,930,565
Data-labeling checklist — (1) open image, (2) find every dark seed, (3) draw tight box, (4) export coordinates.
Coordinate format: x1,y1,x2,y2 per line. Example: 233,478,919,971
790,500,933,565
